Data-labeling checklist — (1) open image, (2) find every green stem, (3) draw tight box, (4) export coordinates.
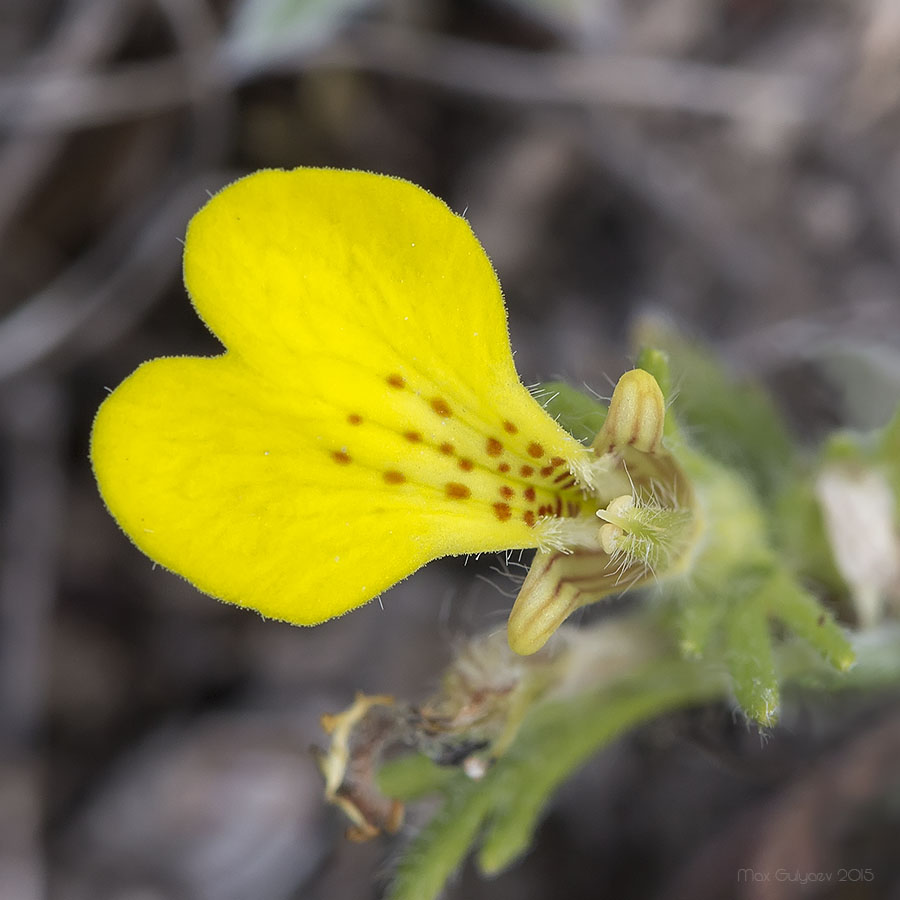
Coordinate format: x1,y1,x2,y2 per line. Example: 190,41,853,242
383,622,900,900
477,659,725,874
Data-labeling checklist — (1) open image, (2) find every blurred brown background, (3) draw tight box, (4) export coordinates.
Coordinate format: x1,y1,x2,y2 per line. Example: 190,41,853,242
2,1,900,898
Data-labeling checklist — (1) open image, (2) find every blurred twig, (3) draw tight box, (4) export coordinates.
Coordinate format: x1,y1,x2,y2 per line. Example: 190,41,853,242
152,0,234,165
0,171,236,383
0,57,196,131
0,378,66,900
0,24,825,133
0,0,141,246
584,113,775,297
0,0,234,383
338,26,821,126
0,380,66,743
724,298,900,376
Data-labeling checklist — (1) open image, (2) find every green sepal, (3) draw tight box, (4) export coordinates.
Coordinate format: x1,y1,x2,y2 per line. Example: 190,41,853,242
773,479,846,594
535,380,608,444
636,346,684,441
634,318,794,501
635,346,673,402
876,404,900,502
723,588,779,725
674,588,729,659
761,573,855,672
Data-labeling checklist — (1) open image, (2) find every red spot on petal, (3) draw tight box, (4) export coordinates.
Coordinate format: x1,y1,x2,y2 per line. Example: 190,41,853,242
446,482,471,500
520,465,534,477
331,450,351,465
541,465,555,477
430,398,452,417
486,437,503,456
524,487,536,502
384,470,405,484
498,462,510,473
503,420,518,434
404,431,422,443
553,470,570,483
458,458,474,471
347,413,363,425
493,502,512,521
527,442,545,459
499,486,514,500
524,510,536,527
550,457,565,468
439,442,454,455
387,374,406,389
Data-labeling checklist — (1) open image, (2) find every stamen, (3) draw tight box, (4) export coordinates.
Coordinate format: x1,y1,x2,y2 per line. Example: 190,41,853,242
537,516,603,553
570,450,632,500
595,491,693,575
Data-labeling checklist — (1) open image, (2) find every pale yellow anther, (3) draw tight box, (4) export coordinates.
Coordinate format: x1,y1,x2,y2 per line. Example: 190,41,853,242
597,494,635,554
599,523,623,555
597,494,635,526
594,369,665,454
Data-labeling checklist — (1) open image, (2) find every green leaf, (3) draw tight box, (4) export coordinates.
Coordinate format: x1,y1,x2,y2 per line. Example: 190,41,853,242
377,753,458,801
385,656,723,900
535,380,608,444
724,590,779,725
477,662,721,874
635,347,673,402
773,479,846,594
387,779,493,900
877,404,900,501
779,625,900,692
762,573,854,672
380,619,900,900
634,318,794,501
674,588,728,659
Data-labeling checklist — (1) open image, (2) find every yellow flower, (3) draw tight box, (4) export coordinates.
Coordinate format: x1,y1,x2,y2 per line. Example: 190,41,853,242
91,168,693,651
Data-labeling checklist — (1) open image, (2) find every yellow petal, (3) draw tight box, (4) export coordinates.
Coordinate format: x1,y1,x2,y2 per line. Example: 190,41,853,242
92,169,592,624
507,548,654,655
